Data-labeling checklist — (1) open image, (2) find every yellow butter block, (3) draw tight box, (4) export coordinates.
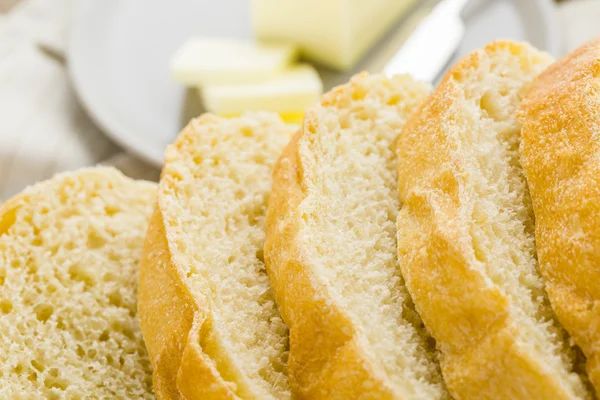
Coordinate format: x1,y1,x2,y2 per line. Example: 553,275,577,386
201,64,323,115
171,37,297,86
252,0,417,71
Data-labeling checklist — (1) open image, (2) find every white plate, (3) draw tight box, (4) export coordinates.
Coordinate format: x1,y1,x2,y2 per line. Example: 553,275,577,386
69,0,559,166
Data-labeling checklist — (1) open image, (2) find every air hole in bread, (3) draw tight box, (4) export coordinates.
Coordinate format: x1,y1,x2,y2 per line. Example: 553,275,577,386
48,245,59,257
110,320,133,340
44,376,69,391
247,211,261,226
34,304,54,322
27,262,37,275
351,86,367,101
143,375,152,389
68,264,95,287
1,299,13,314
27,371,37,383
123,327,135,341
338,112,350,129
240,126,254,137
31,360,45,372
56,317,66,330
0,206,18,237
387,94,401,106
253,154,266,164
99,331,109,342
479,91,505,122
255,249,264,263
104,205,119,216
169,170,184,183
22,294,33,307
234,189,245,200
87,231,106,249
103,271,117,282
108,290,122,307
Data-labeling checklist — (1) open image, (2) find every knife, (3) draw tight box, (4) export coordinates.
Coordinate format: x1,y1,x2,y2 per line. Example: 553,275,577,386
384,0,471,82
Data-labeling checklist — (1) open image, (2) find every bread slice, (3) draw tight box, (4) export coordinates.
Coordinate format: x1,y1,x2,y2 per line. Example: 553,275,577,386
396,41,592,399
138,113,295,399
0,167,155,399
519,36,600,395
264,72,448,399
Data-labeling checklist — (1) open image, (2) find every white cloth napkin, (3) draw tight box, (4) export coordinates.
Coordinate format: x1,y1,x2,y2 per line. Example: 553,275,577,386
0,0,158,200
0,0,599,200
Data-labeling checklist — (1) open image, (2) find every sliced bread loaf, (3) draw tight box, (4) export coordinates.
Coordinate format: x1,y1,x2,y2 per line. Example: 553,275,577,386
396,41,591,399
0,167,156,399
519,36,600,395
138,113,295,399
264,73,448,399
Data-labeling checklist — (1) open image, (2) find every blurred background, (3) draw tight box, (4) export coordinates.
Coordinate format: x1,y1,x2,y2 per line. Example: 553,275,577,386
0,0,598,201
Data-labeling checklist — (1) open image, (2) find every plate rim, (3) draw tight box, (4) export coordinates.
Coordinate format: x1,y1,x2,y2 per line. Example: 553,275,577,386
68,0,167,166
68,0,560,167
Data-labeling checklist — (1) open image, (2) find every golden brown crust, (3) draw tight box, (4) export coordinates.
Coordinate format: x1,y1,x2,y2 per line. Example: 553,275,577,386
138,120,245,400
519,36,600,395
264,73,446,399
396,41,589,399
265,128,398,400
138,206,238,400
139,115,292,400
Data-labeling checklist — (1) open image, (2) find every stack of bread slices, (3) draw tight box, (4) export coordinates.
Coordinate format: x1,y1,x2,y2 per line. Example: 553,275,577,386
2,37,600,400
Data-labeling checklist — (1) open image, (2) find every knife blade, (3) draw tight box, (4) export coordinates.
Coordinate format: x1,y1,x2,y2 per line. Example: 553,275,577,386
384,0,470,82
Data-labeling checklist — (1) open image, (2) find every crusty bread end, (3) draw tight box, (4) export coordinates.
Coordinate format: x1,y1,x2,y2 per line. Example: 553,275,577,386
138,113,295,399
519,36,600,396
397,40,592,399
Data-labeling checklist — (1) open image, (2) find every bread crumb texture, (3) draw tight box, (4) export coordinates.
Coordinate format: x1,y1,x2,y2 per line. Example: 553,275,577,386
0,167,156,399
158,113,295,399
303,73,445,397
266,72,448,398
397,41,592,399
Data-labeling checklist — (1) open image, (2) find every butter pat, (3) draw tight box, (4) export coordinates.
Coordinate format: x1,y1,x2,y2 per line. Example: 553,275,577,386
171,38,297,85
252,0,416,71
201,64,323,117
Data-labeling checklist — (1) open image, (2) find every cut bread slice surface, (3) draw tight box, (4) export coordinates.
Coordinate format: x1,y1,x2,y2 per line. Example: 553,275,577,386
519,36,600,396
0,167,156,399
138,113,295,399
397,41,592,399
265,73,448,399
